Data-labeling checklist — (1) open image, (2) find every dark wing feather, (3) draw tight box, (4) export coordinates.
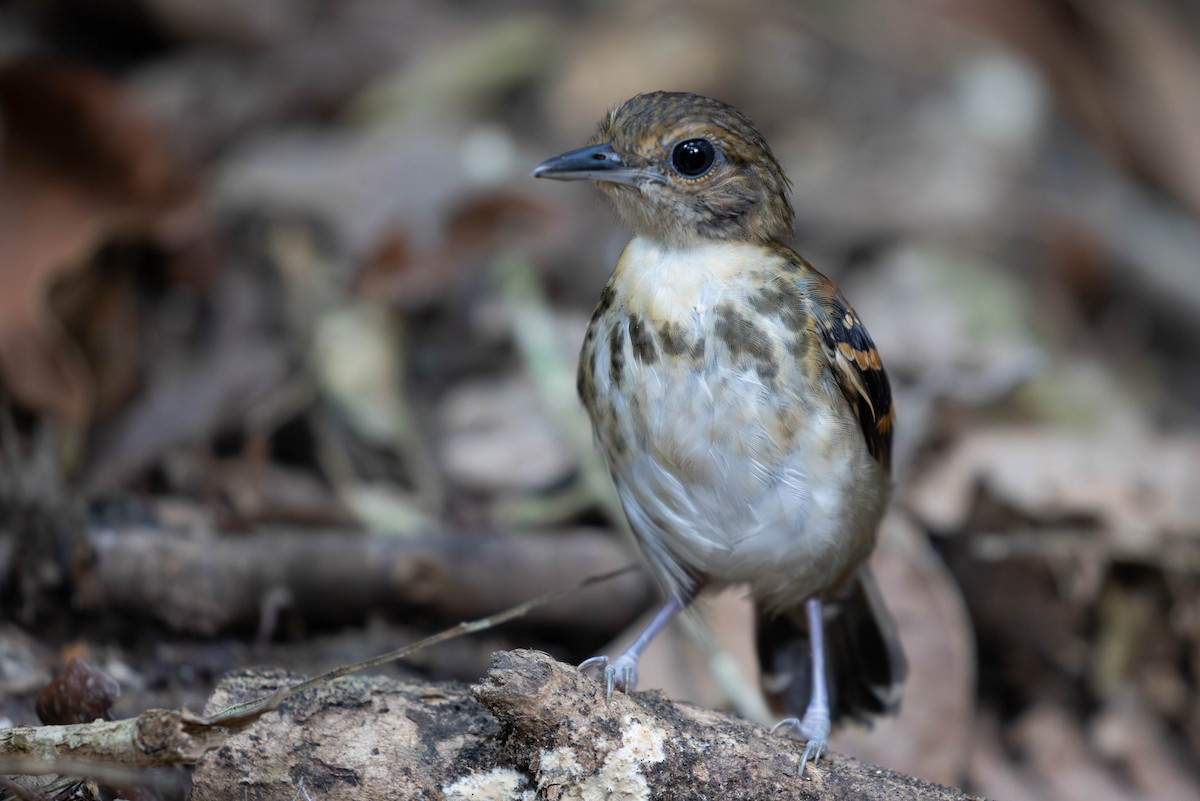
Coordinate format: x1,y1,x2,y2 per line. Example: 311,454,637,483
812,278,894,474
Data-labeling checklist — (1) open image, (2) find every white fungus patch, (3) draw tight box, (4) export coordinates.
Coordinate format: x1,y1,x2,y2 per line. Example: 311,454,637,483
536,714,668,800
538,746,585,778
443,767,534,801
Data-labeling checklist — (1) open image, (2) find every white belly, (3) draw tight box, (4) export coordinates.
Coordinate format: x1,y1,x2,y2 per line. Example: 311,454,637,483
605,357,882,609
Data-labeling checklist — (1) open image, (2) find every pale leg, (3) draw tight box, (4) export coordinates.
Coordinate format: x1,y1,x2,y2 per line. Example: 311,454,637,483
771,597,832,771
580,592,690,697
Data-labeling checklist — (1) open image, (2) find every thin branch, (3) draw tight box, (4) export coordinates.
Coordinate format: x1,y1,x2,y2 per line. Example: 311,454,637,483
199,564,635,727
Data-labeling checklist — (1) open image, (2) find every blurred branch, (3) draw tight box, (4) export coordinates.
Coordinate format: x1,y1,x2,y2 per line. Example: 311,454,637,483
73,521,653,636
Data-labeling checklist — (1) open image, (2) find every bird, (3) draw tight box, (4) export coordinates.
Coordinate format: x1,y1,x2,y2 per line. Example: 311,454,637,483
530,91,906,768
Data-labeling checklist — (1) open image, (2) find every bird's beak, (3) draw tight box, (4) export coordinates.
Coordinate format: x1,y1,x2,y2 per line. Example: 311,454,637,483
530,142,645,187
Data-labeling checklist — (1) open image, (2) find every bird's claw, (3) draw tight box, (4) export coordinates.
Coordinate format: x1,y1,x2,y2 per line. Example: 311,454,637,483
771,709,831,774
578,654,639,698
800,736,827,771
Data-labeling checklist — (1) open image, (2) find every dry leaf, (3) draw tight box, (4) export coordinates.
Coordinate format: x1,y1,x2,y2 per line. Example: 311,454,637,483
0,56,194,424
439,375,575,493
908,426,1200,559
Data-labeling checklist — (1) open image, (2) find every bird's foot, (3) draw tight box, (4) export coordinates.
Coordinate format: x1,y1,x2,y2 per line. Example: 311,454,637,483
771,706,831,773
578,652,639,698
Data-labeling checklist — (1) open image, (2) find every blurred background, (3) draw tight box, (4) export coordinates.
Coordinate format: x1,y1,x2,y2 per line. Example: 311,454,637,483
2,0,1199,798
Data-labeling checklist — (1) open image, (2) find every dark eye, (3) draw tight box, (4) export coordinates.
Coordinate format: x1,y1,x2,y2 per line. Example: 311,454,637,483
671,138,716,178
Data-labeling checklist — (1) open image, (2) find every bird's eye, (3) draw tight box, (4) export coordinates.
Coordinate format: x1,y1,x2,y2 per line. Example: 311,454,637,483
671,138,716,178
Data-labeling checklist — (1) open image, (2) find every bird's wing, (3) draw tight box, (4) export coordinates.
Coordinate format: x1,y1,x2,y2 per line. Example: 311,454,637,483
811,277,894,474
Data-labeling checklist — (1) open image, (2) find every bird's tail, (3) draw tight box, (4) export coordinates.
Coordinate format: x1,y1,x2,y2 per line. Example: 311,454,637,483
756,568,906,723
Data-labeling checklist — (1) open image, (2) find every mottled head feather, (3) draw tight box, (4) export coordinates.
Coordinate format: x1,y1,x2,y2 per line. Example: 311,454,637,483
591,91,794,246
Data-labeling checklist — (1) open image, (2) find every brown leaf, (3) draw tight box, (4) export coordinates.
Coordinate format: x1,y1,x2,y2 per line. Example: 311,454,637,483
908,426,1200,560
439,375,576,493
0,56,194,424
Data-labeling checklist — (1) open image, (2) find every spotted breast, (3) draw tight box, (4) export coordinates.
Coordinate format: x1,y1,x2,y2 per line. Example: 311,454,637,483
578,235,889,612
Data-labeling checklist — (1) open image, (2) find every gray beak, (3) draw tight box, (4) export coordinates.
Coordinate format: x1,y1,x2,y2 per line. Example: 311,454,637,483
530,142,645,187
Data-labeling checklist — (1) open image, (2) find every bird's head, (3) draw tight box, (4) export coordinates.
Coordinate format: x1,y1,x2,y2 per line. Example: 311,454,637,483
532,91,794,248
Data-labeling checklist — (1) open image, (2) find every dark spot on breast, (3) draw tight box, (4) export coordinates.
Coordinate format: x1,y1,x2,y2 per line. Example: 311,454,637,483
716,303,778,379
659,321,690,356
789,331,812,360
715,305,761,353
577,353,593,403
608,321,626,388
749,282,810,333
595,282,616,316
628,314,658,364
658,322,707,362
748,293,772,315
608,425,627,457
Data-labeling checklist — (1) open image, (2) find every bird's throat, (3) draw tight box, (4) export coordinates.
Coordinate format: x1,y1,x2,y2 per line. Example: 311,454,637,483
611,236,775,324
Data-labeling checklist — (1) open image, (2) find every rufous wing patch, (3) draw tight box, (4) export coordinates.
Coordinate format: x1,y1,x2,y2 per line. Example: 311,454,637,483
815,286,894,473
